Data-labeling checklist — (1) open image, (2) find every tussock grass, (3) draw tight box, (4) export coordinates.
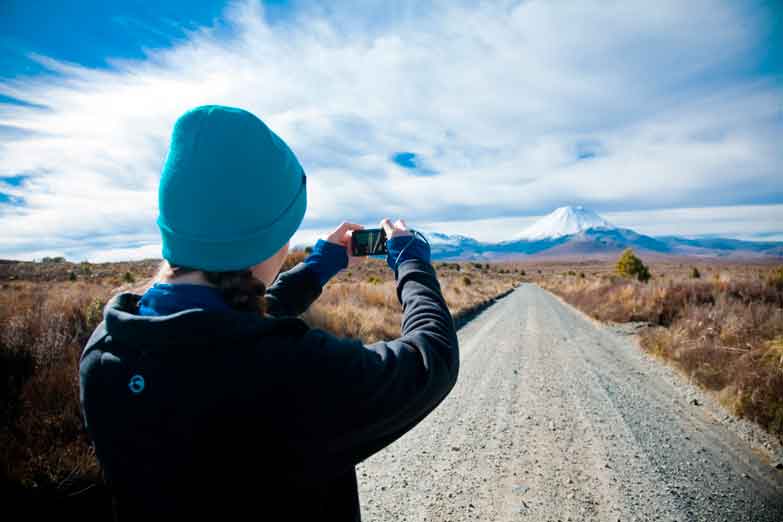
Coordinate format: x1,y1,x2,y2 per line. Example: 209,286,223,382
541,263,783,438
1,281,107,498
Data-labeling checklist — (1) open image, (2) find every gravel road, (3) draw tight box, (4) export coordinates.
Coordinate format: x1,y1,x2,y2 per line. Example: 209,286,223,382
356,284,783,521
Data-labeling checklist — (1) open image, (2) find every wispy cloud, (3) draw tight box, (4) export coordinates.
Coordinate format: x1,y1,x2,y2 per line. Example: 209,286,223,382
0,0,780,261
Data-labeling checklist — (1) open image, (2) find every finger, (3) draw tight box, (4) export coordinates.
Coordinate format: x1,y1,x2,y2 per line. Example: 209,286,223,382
395,219,408,230
336,221,364,235
380,218,393,236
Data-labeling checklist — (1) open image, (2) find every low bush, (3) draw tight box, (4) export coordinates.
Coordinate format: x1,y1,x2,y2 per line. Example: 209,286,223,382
769,266,783,290
616,248,651,283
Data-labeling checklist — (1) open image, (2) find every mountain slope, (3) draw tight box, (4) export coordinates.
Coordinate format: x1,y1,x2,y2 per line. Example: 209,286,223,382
417,207,783,260
514,206,614,240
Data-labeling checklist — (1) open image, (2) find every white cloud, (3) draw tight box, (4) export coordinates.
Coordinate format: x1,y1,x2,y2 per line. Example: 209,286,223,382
0,0,781,261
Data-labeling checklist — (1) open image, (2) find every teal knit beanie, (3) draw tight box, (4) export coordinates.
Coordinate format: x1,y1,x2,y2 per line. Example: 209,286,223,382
156,105,307,271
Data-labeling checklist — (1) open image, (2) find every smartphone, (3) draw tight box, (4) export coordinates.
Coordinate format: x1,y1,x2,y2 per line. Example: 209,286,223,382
351,228,388,256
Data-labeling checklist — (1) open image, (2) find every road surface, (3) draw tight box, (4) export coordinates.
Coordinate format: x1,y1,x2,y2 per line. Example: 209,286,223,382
357,284,783,521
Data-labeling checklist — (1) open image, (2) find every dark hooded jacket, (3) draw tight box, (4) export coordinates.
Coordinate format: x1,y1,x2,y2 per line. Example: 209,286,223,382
79,258,459,521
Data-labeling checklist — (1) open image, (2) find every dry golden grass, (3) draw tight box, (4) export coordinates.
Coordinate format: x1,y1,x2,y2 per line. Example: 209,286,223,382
303,258,522,343
540,260,783,439
0,254,522,502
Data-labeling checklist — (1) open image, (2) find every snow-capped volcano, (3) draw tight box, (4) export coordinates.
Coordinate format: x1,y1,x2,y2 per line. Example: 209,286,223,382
514,206,615,240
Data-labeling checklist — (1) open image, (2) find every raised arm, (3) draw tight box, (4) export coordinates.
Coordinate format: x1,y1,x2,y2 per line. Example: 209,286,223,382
285,221,460,470
264,261,323,317
265,222,364,317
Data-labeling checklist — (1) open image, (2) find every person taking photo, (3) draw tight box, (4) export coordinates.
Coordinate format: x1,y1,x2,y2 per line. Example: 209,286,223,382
79,104,460,521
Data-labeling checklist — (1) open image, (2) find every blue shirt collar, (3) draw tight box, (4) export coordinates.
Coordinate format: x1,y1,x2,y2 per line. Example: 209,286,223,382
137,282,232,316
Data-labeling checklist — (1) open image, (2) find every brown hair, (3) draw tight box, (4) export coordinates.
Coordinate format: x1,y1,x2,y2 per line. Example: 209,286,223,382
134,260,267,316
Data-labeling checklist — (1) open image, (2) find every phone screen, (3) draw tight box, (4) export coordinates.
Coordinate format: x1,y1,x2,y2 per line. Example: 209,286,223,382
351,228,388,256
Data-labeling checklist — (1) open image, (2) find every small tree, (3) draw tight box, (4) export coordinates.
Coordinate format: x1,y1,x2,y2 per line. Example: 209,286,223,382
691,267,701,279
80,262,92,276
615,248,650,283
123,271,136,284
304,246,313,254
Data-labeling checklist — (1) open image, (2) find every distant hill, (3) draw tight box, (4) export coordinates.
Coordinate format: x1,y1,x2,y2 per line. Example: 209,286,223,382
416,206,783,261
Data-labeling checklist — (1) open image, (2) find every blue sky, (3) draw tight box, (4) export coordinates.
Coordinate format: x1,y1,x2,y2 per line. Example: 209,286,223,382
0,0,782,261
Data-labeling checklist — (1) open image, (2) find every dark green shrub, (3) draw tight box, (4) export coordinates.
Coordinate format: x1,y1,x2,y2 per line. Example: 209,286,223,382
615,248,650,283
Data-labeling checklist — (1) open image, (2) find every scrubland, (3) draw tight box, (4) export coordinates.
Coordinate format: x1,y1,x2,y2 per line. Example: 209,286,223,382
0,254,522,504
3,251,781,510
539,260,783,438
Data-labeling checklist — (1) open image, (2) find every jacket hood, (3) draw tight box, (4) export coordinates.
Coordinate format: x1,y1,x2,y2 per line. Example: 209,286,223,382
96,292,308,352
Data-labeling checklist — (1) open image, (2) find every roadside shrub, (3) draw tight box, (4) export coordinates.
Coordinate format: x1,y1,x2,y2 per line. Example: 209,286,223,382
731,337,783,435
769,266,783,290
68,271,77,282
615,248,651,283
78,262,92,278
122,271,135,284
691,267,701,279
462,276,472,286
41,256,66,264
367,275,381,285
